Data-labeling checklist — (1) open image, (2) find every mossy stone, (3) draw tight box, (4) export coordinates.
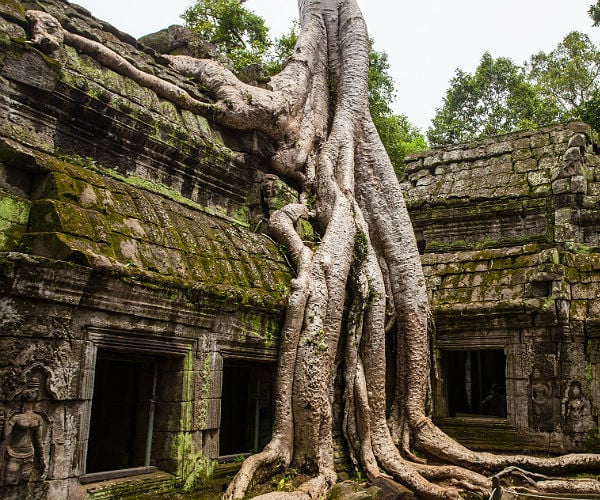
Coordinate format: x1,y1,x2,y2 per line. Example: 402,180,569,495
0,0,26,25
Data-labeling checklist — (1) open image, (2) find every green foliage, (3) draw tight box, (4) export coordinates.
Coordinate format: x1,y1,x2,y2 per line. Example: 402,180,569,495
368,41,427,174
270,468,297,492
429,31,600,147
374,112,427,175
263,21,299,74
590,1,600,26
428,53,561,147
526,31,600,114
183,0,270,72
578,87,600,132
173,433,216,492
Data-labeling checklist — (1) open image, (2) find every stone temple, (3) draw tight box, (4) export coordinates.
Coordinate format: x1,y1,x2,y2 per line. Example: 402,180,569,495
0,0,600,498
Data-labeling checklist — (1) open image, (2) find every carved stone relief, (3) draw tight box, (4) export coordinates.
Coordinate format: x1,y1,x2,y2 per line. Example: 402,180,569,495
528,360,556,433
563,380,595,447
0,367,53,486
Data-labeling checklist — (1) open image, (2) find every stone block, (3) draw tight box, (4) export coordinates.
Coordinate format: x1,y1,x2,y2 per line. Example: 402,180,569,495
526,170,550,188
511,394,531,429
513,148,532,161
1,50,58,92
486,140,513,156
202,428,219,459
155,401,186,432
514,158,538,173
530,133,550,149
571,175,588,194
514,137,533,150
208,369,223,399
152,430,178,466
572,283,599,300
205,398,221,430
79,369,95,400
423,152,443,168
158,370,191,402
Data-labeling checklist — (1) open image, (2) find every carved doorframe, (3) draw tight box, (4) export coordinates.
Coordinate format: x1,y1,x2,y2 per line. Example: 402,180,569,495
78,327,196,478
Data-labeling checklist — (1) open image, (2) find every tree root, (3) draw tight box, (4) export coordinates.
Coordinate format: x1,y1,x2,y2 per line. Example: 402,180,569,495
494,466,600,497
413,417,600,476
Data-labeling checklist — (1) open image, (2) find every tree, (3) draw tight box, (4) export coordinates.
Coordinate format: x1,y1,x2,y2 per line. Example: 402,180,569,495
428,52,560,147
578,88,600,132
183,5,425,173
429,32,600,147
590,1,600,26
28,2,600,499
527,31,600,116
182,0,270,71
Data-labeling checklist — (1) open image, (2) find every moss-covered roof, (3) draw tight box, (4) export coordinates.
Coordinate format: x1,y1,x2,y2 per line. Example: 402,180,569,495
0,139,290,312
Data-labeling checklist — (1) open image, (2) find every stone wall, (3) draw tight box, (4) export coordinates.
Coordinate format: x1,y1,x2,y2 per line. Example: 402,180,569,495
402,123,600,453
0,1,291,498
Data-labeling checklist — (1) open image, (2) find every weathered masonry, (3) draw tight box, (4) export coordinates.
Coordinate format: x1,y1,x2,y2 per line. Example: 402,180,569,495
1,0,600,499
402,122,600,454
0,1,290,498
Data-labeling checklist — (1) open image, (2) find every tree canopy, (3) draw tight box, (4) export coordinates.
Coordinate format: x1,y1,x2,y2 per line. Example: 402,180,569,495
591,1,600,26
182,0,270,71
429,30,600,147
527,31,600,113
427,53,559,146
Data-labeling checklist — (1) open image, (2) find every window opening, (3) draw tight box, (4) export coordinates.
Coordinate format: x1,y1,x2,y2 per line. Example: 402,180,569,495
86,351,159,474
219,362,274,457
444,350,506,418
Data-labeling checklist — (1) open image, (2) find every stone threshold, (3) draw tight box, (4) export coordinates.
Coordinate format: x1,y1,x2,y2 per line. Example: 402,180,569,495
80,466,158,484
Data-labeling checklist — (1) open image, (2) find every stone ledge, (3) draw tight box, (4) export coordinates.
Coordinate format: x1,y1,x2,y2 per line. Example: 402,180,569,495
80,470,179,499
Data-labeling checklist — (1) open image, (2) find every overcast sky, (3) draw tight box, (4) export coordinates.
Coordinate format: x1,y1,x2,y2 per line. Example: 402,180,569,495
72,0,600,133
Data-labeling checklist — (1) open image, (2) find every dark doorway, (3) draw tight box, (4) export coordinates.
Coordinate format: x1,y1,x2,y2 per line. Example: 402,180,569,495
444,350,506,418
219,362,275,457
86,352,158,473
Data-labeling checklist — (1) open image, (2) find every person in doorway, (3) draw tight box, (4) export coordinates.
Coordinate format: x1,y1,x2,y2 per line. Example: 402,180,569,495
481,384,507,418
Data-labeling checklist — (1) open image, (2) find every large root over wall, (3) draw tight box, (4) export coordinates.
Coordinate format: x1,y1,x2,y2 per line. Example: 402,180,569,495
26,2,600,498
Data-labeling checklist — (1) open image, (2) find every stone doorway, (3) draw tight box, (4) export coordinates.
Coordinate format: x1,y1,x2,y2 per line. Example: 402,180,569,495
86,351,160,474
443,349,506,418
219,362,275,457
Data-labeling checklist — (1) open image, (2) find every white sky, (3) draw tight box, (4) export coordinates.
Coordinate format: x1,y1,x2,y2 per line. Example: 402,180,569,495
72,0,600,133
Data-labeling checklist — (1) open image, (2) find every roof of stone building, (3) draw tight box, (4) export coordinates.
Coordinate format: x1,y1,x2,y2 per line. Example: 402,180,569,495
0,0,291,314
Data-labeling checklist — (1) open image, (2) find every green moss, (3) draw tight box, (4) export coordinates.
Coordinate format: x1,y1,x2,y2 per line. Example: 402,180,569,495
232,205,249,225
0,191,29,224
19,148,291,311
171,351,216,493
566,241,593,254
586,362,594,383
353,228,368,267
172,433,216,493
0,0,26,24
30,199,101,241
0,191,31,251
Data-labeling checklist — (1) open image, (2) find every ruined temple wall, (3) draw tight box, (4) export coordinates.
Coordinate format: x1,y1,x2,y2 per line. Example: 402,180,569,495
1,2,600,498
403,124,600,453
0,2,290,497
0,0,270,225
403,122,599,252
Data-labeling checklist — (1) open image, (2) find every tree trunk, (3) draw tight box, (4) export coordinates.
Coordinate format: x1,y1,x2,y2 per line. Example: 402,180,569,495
25,2,600,498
